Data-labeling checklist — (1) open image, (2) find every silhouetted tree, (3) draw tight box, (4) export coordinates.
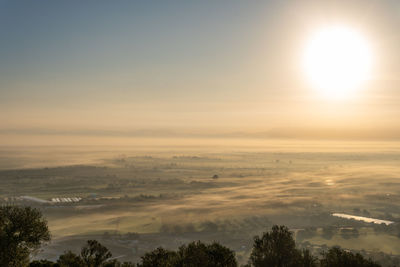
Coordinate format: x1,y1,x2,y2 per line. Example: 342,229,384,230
81,240,112,267
119,262,136,267
249,225,301,267
205,242,238,267
177,241,237,267
57,251,84,267
103,259,126,267
137,247,179,267
29,259,59,266
137,241,237,267
299,249,318,267
320,247,381,267
0,206,50,267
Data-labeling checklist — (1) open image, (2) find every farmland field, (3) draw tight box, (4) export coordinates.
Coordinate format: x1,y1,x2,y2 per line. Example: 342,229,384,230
1,142,400,265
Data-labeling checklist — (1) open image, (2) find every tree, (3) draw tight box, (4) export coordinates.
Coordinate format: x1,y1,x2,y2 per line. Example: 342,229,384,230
118,262,136,267
177,241,237,267
205,242,238,267
29,259,59,266
249,225,301,267
103,259,127,267
137,247,179,267
57,240,114,267
320,247,381,267
57,251,84,267
299,249,318,267
137,241,237,267
0,206,50,267
80,240,112,267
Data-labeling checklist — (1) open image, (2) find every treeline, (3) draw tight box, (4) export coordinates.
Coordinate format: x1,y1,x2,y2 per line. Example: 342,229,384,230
1,206,383,267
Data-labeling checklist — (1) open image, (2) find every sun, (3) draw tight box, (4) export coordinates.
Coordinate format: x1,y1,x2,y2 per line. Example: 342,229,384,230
303,26,373,99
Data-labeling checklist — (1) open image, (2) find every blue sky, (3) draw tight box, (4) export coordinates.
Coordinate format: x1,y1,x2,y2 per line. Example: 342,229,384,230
1,0,400,145
0,1,276,100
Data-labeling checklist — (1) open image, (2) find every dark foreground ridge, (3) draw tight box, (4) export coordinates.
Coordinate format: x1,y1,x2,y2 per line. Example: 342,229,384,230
1,206,383,267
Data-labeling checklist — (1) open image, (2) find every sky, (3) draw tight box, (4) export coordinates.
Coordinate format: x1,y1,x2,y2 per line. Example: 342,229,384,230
1,0,400,145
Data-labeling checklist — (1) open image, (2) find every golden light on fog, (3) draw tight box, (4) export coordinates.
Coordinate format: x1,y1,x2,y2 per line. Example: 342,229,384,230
303,26,373,99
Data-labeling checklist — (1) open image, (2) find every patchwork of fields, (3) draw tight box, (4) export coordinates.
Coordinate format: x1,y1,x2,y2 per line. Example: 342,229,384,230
0,143,399,264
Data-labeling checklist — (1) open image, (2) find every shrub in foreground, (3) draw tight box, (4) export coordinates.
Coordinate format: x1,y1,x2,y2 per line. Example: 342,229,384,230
0,206,50,267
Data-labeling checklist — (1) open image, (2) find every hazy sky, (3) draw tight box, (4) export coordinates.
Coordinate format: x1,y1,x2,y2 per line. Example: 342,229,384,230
1,0,400,145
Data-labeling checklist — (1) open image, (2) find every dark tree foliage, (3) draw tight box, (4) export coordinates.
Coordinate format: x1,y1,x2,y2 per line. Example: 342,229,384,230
118,262,136,267
55,241,133,267
57,251,85,267
248,225,382,267
29,259,59,266
137,247,179,267
299,249,318,267
0,206,50,267
137,241,237,267
205,242,238,267
249,225,303,267
103,259,129,267
177,241,238,267
80,240,112,267
320,247,381,267
30,239,385,267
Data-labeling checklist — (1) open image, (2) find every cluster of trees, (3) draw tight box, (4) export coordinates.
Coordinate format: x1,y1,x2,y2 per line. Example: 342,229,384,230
29,240,134,267
247,225,379,267
1,206,383,267
29,240,236,267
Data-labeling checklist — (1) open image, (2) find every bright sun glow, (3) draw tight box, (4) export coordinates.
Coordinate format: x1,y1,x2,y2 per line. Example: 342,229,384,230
303,26,373,99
